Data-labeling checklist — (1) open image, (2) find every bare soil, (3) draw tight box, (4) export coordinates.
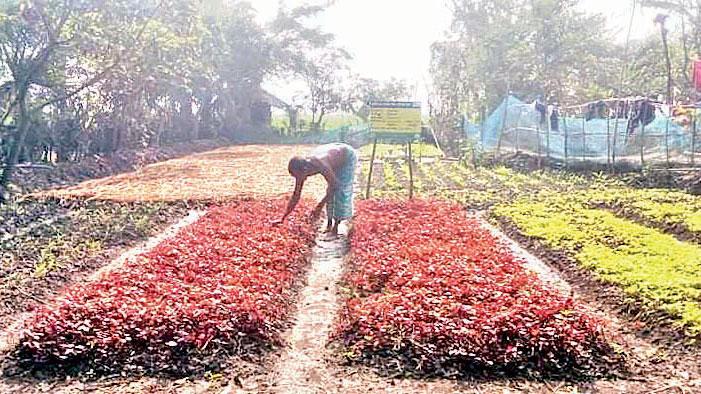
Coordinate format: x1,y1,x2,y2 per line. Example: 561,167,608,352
40,145,327,202
11,140,230,196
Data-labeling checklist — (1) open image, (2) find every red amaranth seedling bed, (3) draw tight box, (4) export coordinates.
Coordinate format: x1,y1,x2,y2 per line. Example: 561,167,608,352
336,199,623,378
14,200,316,376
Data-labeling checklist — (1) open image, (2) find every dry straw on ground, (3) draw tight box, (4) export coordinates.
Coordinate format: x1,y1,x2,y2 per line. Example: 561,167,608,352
40,145,327,202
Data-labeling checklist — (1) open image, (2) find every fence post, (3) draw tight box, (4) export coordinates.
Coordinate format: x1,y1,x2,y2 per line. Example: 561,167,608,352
665,109,671,168
536,121,542,168
563,111,569,169
407,141,414,199
692,112,697,166
606,114,611,169
480,106,486,148
496,96,509,156
516,107,525,154
612,103,620,172
582,116,586,162
365,137,378,199
546,108,551,163
640,119,646,170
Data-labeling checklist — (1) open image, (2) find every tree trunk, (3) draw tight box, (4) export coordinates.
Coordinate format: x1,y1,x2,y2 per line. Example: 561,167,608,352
0,87,29,203
316,109,326,131
661,24,673,105
288,107,298,134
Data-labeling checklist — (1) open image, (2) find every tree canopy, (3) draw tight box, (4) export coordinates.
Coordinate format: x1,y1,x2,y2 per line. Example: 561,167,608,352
430,0,701,124
0,0,344,200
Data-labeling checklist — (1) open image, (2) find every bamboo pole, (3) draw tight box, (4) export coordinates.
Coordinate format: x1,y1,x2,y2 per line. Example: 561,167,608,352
496,90,510,156
606,114,611,169
582,116,586,162
665,109,671,168
536,121,542,169
407,141,414,199
365,137,378,199
430,127,444,158
546,108,551,163
640,120,646,170
692,113,697,166
515,123,520,153
563,111,569,168
480,105,486,149
612,103,620,172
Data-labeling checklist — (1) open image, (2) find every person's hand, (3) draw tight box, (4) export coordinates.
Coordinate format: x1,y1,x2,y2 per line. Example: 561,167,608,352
311,206,323,219
307,212,320,223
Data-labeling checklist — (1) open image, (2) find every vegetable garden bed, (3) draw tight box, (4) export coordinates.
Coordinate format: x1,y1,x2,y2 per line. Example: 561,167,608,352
360,143,443,159
336,199,624,379
364,155,701,339
10,199,316,377
585,188,701,245
0,198,190,327
493,194,701,337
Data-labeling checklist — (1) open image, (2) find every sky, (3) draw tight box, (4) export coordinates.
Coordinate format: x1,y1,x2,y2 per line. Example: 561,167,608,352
251,0,668,105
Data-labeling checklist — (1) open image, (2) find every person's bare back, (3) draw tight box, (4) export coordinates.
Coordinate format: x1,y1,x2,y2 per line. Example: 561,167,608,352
275,143,358,236
310,143,350,174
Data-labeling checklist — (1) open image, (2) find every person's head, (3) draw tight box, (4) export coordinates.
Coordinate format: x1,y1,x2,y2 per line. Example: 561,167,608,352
288,156,314,178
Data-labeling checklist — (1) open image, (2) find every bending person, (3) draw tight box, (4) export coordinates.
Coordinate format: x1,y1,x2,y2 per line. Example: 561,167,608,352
276,143,358,236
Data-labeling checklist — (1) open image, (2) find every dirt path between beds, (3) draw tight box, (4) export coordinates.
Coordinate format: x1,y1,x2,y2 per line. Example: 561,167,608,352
251,213,701,394
268,227,349,393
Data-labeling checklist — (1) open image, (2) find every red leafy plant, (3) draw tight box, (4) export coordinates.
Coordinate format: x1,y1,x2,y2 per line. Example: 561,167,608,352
335,199,624,378
14,199,316,376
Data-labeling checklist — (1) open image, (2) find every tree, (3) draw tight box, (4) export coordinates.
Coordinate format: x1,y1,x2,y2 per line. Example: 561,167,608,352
432,0,614,120
0,0,160,200
641,0,701,100
655,13,674,104
299,49,349,131
0,0,345,202
343,77,413,121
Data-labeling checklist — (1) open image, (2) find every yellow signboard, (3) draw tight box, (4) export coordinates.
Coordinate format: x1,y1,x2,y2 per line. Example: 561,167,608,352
370,101,421,134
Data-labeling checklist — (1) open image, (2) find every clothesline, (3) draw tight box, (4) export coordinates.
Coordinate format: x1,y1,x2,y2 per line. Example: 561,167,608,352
558,97,665,111
505,95,699,117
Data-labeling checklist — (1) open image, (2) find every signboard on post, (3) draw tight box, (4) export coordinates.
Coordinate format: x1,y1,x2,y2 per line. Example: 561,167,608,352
369,101,421,138
365,101,422,200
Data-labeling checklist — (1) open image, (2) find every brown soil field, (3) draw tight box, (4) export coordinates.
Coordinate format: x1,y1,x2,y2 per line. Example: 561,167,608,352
39,145,327,202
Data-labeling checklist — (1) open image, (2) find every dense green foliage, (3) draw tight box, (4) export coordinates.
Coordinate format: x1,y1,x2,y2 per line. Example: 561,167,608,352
430,0,700,130
0,0,340,200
